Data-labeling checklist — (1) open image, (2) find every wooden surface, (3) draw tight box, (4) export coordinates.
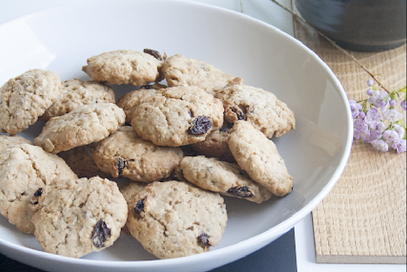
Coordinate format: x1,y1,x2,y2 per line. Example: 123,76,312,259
292,8,407,264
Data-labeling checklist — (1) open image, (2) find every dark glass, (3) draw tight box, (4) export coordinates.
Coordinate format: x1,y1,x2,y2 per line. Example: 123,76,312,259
295,0,407,52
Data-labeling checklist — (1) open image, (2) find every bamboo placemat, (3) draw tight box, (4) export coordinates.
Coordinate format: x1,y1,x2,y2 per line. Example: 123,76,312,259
292,7,407,264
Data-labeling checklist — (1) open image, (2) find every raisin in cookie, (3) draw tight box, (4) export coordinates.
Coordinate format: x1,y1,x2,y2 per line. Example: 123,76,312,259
0,134,32,153
130,86,224,147
227,120,293,197
214,78,295,138
180,156,272,203
35,103,125,153
191,121,235,162
0,69,61,135
30,176,127,258
126,180,227,259
41,78,115,120
0,144,77,234
93,126,184,182
162,54,234,95
58,143,110,178
82,49,164,85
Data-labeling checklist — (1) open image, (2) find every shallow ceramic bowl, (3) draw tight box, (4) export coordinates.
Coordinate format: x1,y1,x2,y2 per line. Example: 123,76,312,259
295,0,407,52
0,0,353,271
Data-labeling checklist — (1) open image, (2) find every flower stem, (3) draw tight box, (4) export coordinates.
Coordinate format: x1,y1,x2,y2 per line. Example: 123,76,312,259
270,0,391,93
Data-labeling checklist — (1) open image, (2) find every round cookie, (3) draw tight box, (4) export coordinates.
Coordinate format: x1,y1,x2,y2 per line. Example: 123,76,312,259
130,86,224,147
41,78,115,120
214,78,296,138
30,176,128,258
34,103,125,153
0,144,77,234
227,120,293,197
126,180,227,259
82,49,164,86
93,126,184,182
58,143,110,179
162,54,234,95
0,134,32,154
191,121,235,162
116,86,160,124
180,156,272,203
0,69,61,135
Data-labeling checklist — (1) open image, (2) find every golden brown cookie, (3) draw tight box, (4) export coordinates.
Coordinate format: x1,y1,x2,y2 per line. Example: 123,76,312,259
93,126,184,182
82,49,164,85
130,86,224,147
126,181,227,259
0,69,61,135
30,177,127,258
0,144,77,233
34,103,125,153
41,78,115,120
227,120,293,197
180,156,272,203
214,78,296,138
162,54,234,95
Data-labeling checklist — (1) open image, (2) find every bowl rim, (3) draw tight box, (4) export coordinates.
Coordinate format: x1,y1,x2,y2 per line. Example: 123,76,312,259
0,0,354,269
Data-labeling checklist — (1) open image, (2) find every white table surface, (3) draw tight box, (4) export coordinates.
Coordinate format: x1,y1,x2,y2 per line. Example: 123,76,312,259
0,1,406,272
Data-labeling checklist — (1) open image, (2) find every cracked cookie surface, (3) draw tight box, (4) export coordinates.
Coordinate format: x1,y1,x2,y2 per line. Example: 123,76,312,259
93,126,184,182
34,103,125,153
227,120,293,197
180,156,272,203
0,134,33,154
214,78,296,138
162,54,234,95
126,180,227,259
0,144,77,233
82,49,164,86
41,78,115,120
30,176,127,258
130,86,224,147
0,69,61,135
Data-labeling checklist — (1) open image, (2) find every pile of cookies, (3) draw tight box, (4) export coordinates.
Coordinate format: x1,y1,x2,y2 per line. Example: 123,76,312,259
0,49,295,259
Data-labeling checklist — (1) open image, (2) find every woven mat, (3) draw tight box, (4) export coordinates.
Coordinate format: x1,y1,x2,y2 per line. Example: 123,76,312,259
292,8,407,264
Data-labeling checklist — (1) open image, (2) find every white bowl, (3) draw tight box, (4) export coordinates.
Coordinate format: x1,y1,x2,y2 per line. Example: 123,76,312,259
0,0,353,271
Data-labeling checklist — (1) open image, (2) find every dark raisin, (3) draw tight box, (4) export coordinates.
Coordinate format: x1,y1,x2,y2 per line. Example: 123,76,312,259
227,186,254,198
231,106,247,121
134,197,147,216
117,158,134,176
143,48,164,61
34,188,43,197
141,84,154,89
92,220,111,248
198,233,211,246
189,116,212,135
117,158,125,176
